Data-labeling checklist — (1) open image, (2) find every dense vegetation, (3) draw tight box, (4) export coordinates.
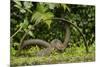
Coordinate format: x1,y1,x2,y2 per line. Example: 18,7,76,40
10,0,95,66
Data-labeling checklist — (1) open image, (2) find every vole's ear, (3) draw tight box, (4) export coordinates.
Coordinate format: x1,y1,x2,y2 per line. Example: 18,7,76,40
55,44,65,51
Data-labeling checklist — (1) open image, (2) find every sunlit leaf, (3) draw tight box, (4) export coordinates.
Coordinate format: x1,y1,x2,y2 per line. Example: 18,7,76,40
20,17,29,29
28,31,34,37
48,3,56,9
25,8,32,13
13,0,22,7
20,9,26,13
36,3,48,13
23,17,29,28
60,4,70,12
14,4,22,9
31,4,54,28
19,23,24,27
45,20,52,29
28,25,34,30
24,1,33,9
66,5,70,12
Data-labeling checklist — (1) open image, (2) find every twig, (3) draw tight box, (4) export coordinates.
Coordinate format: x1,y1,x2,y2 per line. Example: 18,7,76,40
10,26,22,39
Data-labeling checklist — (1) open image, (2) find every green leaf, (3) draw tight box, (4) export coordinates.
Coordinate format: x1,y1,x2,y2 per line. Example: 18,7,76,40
23,18,29,28
24,1,33,9
60,4,68,12
11,47,16,56
25,8,32,13
13,0,22,7
36,3,48,13
19,23,24,27
28,25,33,30
20,9,26,13
20,18,29,29
31,11,54,28
48,3,56,9
31,12,42,23
65,5,70,12
42,12,54,28
28,31,34,37
14,4,22,9
45,20,52,29
31,3,54,28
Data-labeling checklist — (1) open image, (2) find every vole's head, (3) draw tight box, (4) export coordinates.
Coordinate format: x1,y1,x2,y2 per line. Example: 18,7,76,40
55,43,65,51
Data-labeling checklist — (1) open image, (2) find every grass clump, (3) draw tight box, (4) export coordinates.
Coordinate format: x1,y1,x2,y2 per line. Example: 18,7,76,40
10,45,95,66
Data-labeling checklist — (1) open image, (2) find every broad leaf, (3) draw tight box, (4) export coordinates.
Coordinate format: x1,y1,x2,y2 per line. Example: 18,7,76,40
61,4,70,12
20,9,26,13
24,1,33,9
20,17,29,29
31,4,54,28
28,31,34,37
13,0,22,7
